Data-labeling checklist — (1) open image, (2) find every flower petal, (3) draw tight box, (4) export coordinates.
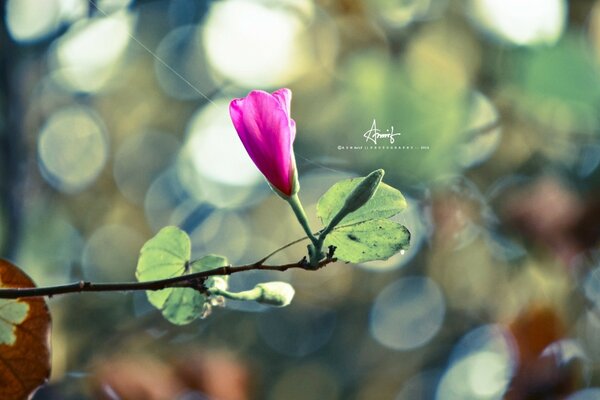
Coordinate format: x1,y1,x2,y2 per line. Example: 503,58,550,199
289,118,296,142
229,90,295,195
272,88,292,116
229,97,248,140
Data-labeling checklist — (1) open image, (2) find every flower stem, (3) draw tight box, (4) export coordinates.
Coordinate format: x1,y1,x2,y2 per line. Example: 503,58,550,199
287,194,318,245
287,194,322,266
210,287,262,302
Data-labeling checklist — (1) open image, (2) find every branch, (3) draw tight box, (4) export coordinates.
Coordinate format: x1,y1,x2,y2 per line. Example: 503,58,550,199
0,256,337,299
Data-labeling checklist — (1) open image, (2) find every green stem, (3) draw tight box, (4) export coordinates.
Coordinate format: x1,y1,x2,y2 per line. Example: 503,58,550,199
210,287,261,302
287,193,323,267
255,235,311,265
287,194,318,245
316,212,344,248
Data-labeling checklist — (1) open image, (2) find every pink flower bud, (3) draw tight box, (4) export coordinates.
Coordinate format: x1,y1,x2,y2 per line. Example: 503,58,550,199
229,88,298,197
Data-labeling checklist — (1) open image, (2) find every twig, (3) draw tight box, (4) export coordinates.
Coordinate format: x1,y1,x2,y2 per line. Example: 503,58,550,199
253,235,311,265
0,257,337,299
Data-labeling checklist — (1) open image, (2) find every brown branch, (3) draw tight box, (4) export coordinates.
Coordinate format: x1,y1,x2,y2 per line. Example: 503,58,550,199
0,257,337,299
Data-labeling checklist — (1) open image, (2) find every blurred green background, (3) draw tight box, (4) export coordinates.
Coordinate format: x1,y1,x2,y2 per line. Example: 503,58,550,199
2,0,600,399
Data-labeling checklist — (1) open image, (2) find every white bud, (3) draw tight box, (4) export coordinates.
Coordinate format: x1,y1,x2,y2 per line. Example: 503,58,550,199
254,282,295,307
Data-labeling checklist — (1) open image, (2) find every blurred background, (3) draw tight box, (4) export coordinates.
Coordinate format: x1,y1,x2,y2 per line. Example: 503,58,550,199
1,0,600,399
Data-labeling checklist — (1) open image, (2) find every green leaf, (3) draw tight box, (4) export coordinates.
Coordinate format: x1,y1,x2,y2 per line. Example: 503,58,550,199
160,287,206,325
317,177,407,227
191,254,230,291
136,226,191,310
325,220,410,263
136,226,228,325
159,255,228,325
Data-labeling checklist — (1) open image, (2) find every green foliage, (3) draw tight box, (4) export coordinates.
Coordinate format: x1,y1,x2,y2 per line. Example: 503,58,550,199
335,169,384,214
326,220,410,263
136,174,411,323
317,177,407,226
136,226,228,325
317,175,410,263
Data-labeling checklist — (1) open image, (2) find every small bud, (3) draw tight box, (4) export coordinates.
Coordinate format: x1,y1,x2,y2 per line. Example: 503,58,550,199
254,282,296,307
321,170,385,236
342,169,384,214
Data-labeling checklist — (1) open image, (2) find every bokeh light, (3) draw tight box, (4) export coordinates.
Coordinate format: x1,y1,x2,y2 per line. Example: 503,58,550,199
154,24,217,100
7,0,61,42
50,10,134,92
178,98,263,207
38,105,109,193
437,325,516,400
449,324,516,365
202,0,314,87
469,0,567,45
6,0,86,43
370,276,445,350
437,351,512,400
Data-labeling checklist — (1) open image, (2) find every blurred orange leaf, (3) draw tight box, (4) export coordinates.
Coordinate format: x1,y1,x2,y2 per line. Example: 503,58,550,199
0,259,51,400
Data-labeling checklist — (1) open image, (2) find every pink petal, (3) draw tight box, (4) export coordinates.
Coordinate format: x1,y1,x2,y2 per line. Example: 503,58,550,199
229,98,247,141
272,88,292,115
228,89,296,195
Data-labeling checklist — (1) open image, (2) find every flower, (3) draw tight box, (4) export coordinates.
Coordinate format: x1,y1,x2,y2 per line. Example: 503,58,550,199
229,88,298,197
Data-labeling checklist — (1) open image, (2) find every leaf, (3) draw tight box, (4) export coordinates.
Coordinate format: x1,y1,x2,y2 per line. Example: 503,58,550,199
136,227,228,325
160,255,228,325
317,177,407,227
325,220,410,263
0,259,51,400
136,226,191,310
